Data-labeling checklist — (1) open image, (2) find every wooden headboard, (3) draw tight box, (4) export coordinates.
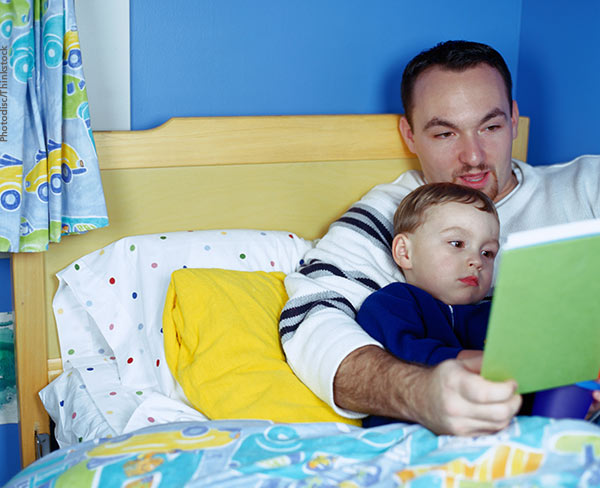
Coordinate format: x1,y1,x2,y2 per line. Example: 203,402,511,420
11,114,529,467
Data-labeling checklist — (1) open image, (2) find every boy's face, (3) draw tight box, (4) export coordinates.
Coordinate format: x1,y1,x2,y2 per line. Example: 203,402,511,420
392,201,499,305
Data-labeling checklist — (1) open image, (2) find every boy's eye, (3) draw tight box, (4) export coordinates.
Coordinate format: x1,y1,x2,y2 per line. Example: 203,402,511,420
435,131,453,139
449,240,464,248
481,249,496,259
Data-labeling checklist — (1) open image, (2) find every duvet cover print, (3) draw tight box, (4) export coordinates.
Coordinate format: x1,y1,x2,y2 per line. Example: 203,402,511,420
6,417,600,487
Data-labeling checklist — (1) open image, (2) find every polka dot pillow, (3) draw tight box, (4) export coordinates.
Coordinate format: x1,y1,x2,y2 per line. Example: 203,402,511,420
52,229,314,400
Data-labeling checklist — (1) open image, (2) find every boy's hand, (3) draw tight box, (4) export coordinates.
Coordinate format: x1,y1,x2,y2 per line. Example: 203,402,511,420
586,382,600,421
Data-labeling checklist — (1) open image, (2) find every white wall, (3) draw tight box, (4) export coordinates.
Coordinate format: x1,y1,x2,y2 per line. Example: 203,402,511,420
74,0,131,131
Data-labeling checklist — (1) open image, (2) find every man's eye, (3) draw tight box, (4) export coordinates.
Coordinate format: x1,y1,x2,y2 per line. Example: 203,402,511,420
449,240,464,248
435,132,453,139
484,124,501,132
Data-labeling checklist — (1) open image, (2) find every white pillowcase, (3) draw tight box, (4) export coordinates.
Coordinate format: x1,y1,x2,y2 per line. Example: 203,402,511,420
42,229,313,446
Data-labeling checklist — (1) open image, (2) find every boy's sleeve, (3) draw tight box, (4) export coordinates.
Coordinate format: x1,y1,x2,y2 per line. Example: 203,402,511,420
357,284,462,367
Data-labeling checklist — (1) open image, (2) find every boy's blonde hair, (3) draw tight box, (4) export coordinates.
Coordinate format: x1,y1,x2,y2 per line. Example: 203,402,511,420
393,182,498,236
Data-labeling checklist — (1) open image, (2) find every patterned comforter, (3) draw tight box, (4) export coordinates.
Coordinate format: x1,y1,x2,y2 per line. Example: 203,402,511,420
6,416,600,487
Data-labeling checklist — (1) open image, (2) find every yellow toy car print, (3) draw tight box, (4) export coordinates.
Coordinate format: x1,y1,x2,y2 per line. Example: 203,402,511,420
63,29,82,69
25,139,86,203
0,154,22,211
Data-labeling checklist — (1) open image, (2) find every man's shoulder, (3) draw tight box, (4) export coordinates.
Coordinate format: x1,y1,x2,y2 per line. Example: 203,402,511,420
516,155,600,177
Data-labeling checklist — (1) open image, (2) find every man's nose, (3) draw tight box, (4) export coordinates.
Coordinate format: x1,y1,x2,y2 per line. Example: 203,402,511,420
459,134,484,166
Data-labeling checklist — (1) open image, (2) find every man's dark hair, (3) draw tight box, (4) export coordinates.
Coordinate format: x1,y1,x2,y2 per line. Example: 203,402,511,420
401,40,513,127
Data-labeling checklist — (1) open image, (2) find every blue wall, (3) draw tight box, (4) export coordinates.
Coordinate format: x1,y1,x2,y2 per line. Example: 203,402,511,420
130,0,600,166
130,0,522,130
517,0,600,165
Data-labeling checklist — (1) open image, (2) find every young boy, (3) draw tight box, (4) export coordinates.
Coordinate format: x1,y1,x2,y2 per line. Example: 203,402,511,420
357,182,500,427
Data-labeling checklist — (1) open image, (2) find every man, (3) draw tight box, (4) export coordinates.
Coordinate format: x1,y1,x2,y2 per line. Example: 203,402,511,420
279,40,600,436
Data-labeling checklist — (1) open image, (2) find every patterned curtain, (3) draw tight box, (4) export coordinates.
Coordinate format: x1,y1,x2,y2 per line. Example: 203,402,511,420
0,0,108,252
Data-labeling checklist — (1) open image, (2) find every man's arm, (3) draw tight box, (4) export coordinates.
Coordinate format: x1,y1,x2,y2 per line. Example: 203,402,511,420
335,346,522,436
280,181,413,414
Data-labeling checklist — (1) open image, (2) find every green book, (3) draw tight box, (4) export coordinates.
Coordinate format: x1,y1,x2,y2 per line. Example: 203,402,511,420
481,219,600,394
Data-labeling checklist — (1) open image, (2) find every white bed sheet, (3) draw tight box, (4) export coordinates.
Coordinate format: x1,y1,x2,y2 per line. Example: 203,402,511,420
41,229,313,447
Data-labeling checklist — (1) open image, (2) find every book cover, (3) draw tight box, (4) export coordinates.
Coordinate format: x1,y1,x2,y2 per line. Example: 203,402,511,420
481,219,600,394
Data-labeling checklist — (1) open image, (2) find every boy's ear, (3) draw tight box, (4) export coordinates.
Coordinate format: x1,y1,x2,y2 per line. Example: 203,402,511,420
392,233,413,270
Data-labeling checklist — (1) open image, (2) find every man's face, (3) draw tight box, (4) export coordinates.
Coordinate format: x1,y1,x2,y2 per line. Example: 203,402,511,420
392,202,500,305
400,64,519,202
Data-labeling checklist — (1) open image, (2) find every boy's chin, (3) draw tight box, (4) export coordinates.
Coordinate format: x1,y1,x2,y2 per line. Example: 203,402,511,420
444,291,487,306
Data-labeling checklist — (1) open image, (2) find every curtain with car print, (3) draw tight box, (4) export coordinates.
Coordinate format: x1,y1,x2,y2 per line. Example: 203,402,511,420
0,0,107,252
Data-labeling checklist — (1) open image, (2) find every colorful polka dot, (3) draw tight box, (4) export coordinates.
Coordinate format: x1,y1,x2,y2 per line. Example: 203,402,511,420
109,323,114,331
68,349,75,355
130,245,136,251
86,367,94,371
160,235,167,240
72,412,77,419
79,384,86,389
136,391,143,396
147,417,155,423
260,232,267,236
109,391,117,396
98,348,105,354
270,261,275,267
109,277,116,285
138,323,144,330
57,308,64,315
99,250,105,256
204,245,211,251
59,400,64,407
106,410,114,415
127,357,134,364
110,356,116,360
156,359,160,367
74,264,80,270
86,300,93,307
220,231,227,235
288,234,294,239
151,262,158,268
239,253,246,259
132,292,138,299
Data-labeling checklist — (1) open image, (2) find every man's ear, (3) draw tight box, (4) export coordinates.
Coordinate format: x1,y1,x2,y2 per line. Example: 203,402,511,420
511,100,520,140
392,233,413,270
399,116,417,154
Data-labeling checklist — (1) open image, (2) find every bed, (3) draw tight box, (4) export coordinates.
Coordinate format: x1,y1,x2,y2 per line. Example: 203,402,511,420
8,114,600,487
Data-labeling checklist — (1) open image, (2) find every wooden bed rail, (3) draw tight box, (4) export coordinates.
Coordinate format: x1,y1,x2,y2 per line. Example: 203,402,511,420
12,252,49,467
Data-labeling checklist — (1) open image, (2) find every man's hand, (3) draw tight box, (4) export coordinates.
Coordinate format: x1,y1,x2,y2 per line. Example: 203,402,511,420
334,346,521,436
411,354,521,435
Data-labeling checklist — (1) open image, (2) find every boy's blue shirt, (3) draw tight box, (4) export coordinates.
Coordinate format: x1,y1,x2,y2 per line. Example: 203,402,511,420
357,282,491,427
